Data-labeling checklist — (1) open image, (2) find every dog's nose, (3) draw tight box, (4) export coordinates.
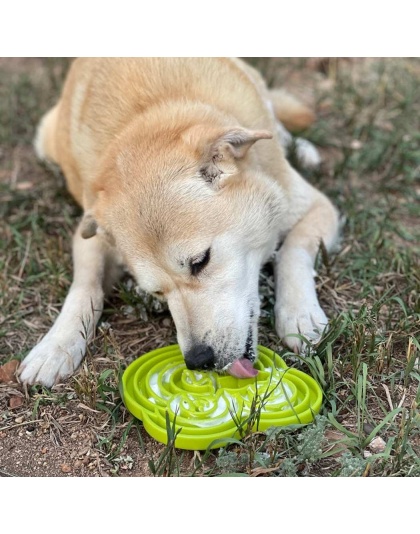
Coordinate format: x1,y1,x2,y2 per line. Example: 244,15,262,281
184,345,215,370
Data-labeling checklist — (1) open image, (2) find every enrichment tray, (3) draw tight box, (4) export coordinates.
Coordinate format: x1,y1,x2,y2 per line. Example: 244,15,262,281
121,344,323,450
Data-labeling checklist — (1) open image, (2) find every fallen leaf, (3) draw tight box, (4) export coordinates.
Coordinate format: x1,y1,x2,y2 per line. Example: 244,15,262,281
0,360,20,383
324,429,350,457
9,395,24,409
61,464,72,473
250,463,282,477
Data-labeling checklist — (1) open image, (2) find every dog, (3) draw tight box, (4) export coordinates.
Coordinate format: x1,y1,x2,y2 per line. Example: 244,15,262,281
19,58,339,387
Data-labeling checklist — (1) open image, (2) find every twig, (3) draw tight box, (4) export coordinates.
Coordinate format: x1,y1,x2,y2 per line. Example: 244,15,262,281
382,384,393,411
17,233,32,280
0,419,43,432
0,468,14,477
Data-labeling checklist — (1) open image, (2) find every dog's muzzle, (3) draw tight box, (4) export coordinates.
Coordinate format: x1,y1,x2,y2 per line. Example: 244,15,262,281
185,330,258,378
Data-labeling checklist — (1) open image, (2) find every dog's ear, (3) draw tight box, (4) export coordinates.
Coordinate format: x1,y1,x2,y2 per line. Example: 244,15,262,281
80,212,98,239
210,128,273,159
191,127,272,186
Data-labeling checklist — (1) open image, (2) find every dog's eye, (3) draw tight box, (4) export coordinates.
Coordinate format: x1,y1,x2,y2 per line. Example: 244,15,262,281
190,248,211,276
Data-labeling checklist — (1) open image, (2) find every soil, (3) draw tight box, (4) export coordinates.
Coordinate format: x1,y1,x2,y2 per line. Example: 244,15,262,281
0,411,190,478
0,365,207,477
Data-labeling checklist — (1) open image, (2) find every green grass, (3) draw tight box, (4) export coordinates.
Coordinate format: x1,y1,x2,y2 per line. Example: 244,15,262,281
0,58,419,477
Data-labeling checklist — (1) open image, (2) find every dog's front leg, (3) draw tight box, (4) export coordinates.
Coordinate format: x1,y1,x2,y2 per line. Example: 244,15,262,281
19,222,119,387
274,190,339,354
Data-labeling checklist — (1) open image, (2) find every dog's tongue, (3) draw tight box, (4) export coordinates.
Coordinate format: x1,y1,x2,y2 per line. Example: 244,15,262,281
228,358,258,379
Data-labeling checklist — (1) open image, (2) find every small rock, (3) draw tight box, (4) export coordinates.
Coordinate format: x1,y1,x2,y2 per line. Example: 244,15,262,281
363,450,373,458
41,447,48,454
14,416,24,424
350,139,363,150
61,464,72,473
363,423,375,435
122,305,135,317
16,181,34,191
369,436,386,453
0,360,20,383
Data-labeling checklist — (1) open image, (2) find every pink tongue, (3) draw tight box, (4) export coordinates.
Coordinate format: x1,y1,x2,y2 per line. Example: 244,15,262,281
228,358,258,379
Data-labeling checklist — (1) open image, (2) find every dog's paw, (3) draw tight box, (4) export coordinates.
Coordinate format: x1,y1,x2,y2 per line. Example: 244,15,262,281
19,334,86,388
275,300,328,355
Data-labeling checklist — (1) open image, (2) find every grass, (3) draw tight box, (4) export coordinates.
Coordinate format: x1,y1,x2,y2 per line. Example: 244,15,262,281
0,58,419,477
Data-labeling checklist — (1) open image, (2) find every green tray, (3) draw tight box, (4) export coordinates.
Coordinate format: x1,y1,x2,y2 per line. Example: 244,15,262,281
121,344,322,450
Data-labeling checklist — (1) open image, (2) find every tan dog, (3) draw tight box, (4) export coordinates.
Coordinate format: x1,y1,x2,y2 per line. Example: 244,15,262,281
19,58,339,387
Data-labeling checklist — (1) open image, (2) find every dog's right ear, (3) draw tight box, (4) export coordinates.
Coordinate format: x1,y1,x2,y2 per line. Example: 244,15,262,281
80,212,98,239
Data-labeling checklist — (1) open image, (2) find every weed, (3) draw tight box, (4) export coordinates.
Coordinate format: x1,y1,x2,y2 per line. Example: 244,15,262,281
147,411,183,476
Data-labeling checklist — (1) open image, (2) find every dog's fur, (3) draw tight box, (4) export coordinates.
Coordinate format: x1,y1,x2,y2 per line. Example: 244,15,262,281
19,58,339,387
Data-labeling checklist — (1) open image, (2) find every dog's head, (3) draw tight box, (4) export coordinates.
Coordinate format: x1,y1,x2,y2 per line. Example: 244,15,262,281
82,116,284,377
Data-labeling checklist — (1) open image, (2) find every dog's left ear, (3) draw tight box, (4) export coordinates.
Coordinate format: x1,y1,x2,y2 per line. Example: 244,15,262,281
201,128,272,184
